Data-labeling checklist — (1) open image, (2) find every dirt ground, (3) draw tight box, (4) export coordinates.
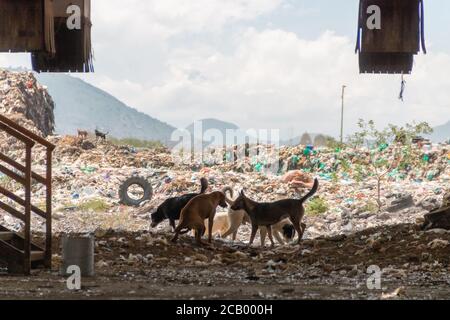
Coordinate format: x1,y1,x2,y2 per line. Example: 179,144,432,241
1,223,450,300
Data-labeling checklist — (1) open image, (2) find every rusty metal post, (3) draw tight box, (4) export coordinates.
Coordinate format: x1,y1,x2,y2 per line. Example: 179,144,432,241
340,85,346,145
24,145,32,275
45,149,52,268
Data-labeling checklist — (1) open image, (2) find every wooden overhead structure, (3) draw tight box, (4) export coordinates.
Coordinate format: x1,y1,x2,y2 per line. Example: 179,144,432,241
355,0,426,74
0,0,93,73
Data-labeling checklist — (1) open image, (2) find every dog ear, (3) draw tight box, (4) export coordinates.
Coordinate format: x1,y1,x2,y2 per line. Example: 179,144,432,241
240,190,245,197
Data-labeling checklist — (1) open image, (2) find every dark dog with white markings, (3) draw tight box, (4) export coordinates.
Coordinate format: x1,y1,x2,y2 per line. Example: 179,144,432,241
151,178,208,230
231,179,319,246
95,129,109,141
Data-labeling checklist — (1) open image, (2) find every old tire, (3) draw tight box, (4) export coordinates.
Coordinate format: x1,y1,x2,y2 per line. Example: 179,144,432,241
119,176,152,207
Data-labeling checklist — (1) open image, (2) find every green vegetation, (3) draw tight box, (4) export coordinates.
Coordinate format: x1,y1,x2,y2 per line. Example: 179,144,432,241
306,197,329,216
353,164,367,183
346,119,433,212
326,136,344,150
347,119,433,149
0,175,20,192
109,137,164,149
0,175,11,187
330,172,339,184
78,199,111,213
362,201,379,214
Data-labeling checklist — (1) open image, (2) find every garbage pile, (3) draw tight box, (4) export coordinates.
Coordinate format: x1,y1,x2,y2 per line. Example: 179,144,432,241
0,70,55,137
0,126,447,239
0,70,448,240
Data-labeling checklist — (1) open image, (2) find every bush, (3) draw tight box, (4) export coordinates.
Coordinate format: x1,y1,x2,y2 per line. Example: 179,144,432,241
306,197,329,216
362,201,378,214
109,137,164,149
78,199,111,212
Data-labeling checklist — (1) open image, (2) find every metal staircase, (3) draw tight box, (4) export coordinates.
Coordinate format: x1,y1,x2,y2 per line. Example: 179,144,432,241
0,114,54,274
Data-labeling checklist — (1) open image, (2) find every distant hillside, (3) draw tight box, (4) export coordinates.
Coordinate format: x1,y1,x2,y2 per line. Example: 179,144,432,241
186,118,238,135
185,121,333,146
430,121,450,143
280,133,331,147
186,119,247,146
35,74,176,145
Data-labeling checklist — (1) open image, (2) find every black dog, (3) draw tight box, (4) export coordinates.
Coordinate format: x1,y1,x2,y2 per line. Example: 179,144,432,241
231,179,318,246
95,129,109,141
282,223,296,240
151,178,208,230
280,222,306,243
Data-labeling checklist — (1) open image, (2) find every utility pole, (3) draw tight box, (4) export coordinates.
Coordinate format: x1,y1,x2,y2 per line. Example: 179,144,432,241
340,85,346,145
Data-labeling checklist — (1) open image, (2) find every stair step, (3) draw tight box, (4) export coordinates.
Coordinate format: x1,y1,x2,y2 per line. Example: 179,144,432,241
30,251,45,262
0,231,13,241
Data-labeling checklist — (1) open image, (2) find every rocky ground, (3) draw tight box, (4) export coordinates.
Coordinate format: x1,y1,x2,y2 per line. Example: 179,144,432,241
1,223,450,299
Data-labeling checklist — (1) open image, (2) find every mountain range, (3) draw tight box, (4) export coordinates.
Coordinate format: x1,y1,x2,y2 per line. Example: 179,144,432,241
429,121,450,142
35,73,450,145
35,73,176,145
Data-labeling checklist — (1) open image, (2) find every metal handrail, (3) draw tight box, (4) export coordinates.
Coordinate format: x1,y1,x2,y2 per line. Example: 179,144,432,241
0,114,55,150
0,115,53,273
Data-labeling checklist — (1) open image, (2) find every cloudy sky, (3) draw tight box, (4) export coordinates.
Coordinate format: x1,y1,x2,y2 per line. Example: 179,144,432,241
1,0,450,139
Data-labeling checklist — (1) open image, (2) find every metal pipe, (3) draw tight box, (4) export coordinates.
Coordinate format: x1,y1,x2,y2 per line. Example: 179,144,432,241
340,85,346,145
24,146,32,275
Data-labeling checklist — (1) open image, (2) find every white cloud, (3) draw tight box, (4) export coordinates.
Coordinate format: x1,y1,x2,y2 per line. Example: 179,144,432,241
82,0,284,90
92,0,282,39
90,26,450,138
0,53,31,70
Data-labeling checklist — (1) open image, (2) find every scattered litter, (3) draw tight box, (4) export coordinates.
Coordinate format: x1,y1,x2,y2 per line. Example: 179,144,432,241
427,239,449,249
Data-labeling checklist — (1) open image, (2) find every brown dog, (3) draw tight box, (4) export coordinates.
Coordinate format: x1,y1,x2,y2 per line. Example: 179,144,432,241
77,129,88,139
231,179,319,246
171,191,228,245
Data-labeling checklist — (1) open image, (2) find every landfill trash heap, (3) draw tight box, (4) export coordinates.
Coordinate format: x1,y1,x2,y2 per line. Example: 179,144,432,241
0,70,449,242
0,70,54,137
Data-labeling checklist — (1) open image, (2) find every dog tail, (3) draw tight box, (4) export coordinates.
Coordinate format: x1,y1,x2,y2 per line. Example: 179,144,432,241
222,187,234,205
199,177,208,194
299,178,319,204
